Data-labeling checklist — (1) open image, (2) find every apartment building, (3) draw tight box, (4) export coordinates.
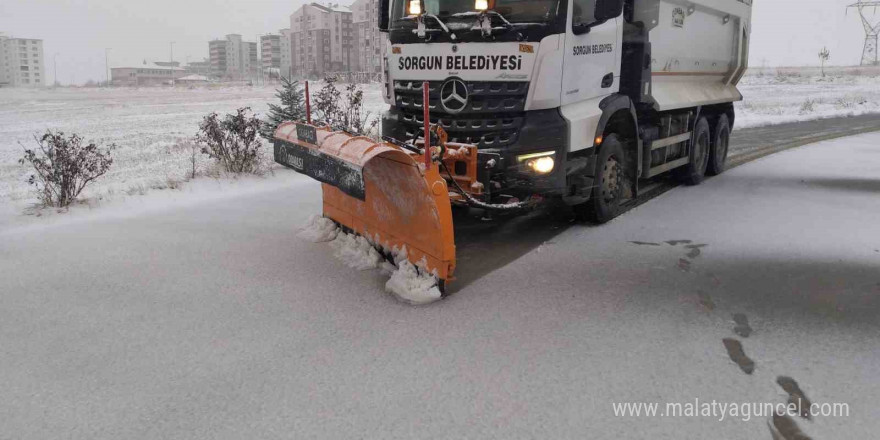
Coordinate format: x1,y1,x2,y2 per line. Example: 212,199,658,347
280,29,292,79
209,34,259,80
244,40,259,78
289,3,354,78
351,0,386,75
261,33,282,78
208,39,228,78
0,34,45,87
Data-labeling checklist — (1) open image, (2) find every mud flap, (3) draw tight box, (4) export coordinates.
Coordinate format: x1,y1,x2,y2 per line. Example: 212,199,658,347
274,122,457,284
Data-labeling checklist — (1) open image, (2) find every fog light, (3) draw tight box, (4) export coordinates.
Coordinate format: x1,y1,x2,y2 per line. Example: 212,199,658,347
517,151,556,174
528,157,555,174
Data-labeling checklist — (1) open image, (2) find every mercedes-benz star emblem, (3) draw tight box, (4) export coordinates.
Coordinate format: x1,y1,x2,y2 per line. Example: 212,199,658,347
440,79,469,114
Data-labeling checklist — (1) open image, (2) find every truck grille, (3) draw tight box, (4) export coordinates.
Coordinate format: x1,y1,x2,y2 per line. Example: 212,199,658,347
393,80,529,150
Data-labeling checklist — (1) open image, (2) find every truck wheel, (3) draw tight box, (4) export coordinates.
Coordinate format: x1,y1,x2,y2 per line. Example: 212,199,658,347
707,114,730,176
676,117,711,185
578,134,625,224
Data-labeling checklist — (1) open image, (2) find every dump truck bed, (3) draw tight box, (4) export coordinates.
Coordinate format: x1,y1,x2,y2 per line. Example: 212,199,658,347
635,0,752,111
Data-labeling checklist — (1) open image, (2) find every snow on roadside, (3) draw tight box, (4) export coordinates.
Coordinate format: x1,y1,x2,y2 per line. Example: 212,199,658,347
3,70,879,224
0,172,308,234
4,73,878,204
0,86,279,203
297,215,443,305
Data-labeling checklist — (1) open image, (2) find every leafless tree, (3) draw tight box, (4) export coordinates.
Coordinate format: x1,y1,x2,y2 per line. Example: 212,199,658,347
818,47,831,78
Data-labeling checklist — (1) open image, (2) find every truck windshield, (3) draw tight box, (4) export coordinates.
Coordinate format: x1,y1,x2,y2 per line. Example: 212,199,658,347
391,0,561,25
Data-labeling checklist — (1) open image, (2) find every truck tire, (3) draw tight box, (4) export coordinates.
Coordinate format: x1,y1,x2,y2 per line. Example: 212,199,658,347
676,117,711,185
577,134,625,224
707,114,730,176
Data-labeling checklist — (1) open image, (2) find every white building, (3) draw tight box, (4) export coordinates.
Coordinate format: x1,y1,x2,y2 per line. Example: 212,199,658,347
289,3,354,78
351,0,387,76
279,28,292,80
209,34,259,80
261,33,282,78
0,34,45,88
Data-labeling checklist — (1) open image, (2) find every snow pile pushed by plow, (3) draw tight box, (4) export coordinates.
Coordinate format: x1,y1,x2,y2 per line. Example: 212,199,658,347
330,233,385,271
297,215,340,243
385,251,443,305
297,215,443,305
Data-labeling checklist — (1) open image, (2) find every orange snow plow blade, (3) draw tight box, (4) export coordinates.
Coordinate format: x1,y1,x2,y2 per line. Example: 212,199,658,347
274,122,457,285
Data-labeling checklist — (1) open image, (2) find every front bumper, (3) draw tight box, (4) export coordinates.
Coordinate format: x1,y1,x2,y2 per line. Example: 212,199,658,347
382,107,575,198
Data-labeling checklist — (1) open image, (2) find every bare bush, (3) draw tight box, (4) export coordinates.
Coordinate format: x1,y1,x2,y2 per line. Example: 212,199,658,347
834,96,866,109
195,107,264,174
313,77,342,125
773,70,801,84
18,131,114,207
799,99,816,114
313,76,379,136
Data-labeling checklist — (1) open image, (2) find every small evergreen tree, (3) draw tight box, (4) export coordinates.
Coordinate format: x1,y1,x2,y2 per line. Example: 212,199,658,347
261,77,306,140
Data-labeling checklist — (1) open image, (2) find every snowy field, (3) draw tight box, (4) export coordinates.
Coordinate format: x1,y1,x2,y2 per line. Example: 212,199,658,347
0,84,387,204
736,66,880,128
1,67,879,207
1,132,878,439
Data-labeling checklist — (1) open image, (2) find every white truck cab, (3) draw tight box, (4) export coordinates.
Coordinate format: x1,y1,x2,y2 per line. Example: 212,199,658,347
378,0,752,222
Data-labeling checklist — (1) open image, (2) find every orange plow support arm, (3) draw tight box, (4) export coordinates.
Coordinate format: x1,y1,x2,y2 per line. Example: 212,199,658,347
274,122,457,284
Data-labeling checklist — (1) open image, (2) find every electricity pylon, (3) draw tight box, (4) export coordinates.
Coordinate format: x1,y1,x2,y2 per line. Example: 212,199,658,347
848,1,880,66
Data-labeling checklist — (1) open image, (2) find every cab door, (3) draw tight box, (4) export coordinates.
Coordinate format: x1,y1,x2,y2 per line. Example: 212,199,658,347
561,0,621,106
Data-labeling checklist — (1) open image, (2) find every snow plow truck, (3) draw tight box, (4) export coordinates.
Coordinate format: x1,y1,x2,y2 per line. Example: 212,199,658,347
274,0,753,293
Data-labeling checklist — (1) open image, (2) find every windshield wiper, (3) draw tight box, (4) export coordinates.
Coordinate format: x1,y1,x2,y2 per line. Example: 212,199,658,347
400,14,458,40
452,11,524,39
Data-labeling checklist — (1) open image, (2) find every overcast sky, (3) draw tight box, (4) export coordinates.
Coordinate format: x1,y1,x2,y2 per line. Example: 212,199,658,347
0,0,875,85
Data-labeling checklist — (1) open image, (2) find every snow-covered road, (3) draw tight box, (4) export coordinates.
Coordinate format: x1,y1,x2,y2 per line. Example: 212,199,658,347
1,133,879,439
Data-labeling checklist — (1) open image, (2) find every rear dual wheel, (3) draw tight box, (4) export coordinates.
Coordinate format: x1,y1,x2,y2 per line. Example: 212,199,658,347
707,114,730,176
675,117,711,186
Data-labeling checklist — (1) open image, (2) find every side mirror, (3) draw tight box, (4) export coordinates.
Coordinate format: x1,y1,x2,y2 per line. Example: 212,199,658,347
594,0,624,22
378,0,390,32
573,0,623,35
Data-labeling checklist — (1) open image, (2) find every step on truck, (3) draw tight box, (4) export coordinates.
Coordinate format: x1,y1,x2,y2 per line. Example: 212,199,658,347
273,0,752,293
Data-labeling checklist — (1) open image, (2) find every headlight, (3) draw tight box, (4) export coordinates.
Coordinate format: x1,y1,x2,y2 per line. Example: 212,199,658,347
517,151,556,174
